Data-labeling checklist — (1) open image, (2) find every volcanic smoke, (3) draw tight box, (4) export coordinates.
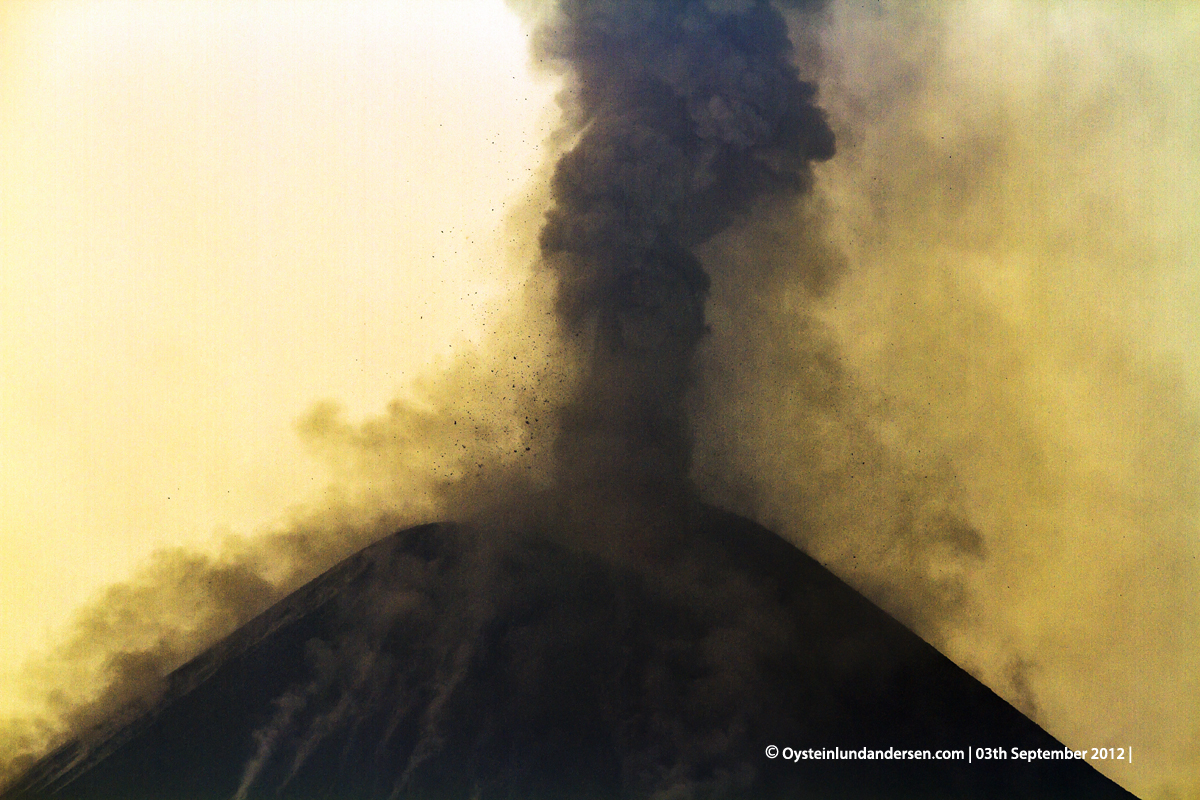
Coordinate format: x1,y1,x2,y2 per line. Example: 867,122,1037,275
535,0,834,544
2,1,1196,798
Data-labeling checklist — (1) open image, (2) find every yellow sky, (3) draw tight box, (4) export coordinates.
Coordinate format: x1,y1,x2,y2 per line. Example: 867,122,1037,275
0,0,555,704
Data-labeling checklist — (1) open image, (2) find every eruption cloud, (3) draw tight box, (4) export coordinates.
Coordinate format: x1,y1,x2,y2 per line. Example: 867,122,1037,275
534,0,833,524
3,2,1199,799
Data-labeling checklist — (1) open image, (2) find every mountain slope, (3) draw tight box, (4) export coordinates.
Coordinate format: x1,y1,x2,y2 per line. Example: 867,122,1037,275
4,508,1135,799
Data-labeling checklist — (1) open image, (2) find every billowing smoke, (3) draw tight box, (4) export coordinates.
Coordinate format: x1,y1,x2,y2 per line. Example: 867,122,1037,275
3,2,1198,798
693,4,1200,797
533,0,833,524
0,507,407,785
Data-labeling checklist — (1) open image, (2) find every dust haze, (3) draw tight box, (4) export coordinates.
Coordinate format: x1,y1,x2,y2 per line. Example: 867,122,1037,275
2,3,1198,799
693,4,1200,797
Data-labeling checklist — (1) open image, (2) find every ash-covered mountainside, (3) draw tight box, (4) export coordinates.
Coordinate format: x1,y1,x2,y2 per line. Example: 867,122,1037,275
5,508,1132,799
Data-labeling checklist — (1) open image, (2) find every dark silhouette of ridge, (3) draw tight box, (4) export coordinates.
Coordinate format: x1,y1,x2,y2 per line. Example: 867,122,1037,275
4,508,1135,799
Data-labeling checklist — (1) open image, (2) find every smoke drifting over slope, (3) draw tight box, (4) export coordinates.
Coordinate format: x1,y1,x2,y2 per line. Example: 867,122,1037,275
3,2,1198,799
694,4,1200,797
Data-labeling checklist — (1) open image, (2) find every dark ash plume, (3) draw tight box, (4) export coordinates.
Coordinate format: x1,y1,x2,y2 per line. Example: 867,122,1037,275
536,0,834,517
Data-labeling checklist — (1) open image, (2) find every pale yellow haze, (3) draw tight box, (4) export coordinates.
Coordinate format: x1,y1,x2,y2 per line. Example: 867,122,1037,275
0,0,553,700
2,3,1200,800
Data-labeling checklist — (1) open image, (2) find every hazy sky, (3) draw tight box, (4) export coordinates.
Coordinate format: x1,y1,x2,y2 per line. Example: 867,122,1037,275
2,3,1199,798
0,0,555,702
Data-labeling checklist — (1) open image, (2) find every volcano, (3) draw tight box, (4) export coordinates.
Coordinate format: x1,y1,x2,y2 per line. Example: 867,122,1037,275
4,507,1133,799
